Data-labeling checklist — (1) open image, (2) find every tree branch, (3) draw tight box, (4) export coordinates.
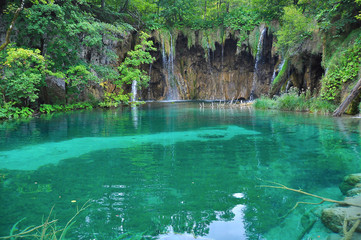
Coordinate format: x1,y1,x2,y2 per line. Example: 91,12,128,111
260,181,361,209
0,0,25,51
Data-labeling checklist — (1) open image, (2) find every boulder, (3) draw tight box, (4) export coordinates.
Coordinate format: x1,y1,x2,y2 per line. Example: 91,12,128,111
321,195,361,233
339,173,361,195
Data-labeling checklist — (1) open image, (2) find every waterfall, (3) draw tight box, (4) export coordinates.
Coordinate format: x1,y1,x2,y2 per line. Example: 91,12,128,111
147,63,152,100
131,80,137,102
250,28,267,100
270,59,286,84
161,34,179,100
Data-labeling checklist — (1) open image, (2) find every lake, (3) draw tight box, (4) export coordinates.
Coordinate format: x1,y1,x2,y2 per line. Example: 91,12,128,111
0,102,360,239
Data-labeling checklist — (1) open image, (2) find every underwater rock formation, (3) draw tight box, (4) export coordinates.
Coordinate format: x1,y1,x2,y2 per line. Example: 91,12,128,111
322,173,361,234
339,173,361,196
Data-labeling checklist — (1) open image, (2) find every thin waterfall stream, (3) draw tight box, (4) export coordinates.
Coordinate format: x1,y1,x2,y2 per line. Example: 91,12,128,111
250,28,267,100
131,80,137,102
161,34,179,100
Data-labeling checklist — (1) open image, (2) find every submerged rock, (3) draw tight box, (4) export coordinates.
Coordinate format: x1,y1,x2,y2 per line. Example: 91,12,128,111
321,195,361,233
327,232,361,240
339,173,361,195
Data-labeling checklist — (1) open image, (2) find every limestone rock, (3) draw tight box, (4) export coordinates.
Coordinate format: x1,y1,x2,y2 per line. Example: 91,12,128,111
340,173,361,195
347,187,361,197
41,76,66,105
321,195,361,233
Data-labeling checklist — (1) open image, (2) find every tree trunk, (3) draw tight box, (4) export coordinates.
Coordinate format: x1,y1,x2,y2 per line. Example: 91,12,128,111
0,0,25,51
333,78,361,117
119,0,129,12
101,0,105,8
204,0,207,20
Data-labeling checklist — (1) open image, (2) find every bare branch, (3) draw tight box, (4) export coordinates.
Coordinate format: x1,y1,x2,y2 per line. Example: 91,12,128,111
342,218,360,240
260,182,361,208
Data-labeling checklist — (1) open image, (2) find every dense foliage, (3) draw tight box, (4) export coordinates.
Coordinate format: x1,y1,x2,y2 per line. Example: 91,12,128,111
1,0,361,118
0,46,50,105
101,31,155,106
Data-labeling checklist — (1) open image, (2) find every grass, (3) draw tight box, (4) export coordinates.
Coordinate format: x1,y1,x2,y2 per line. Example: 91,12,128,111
0,200,91,240
254,88,337,114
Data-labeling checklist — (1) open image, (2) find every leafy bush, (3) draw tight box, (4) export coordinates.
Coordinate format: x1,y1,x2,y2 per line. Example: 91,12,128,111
309,98,337,114
223,6,260,43
65,64,96,102
276,6,315,56
0,102,34,120
254,89,336,114
0,47,51,106
100,31,156,105
276,88,308,111
39,102,93,114
321,33,361,102
253,96,277,110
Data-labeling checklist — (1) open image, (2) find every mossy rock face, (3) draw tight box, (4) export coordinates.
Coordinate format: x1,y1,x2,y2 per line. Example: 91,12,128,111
339,173,361,195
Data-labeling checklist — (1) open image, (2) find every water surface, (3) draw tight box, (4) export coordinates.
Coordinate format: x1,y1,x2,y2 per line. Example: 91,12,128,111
0,102,360,239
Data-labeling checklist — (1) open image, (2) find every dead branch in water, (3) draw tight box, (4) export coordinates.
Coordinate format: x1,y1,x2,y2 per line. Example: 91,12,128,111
260,181,361,240
259,181,361,211
343,218,360,240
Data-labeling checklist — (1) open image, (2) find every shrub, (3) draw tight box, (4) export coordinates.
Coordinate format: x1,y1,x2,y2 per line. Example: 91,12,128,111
0,47,51,106
253,96,276,110
254,89,336,114
0,102,34,120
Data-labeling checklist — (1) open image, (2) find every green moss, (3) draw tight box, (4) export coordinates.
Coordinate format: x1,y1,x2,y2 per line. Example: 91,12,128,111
249,28,261,57
152,29,177,56
272,59,289,86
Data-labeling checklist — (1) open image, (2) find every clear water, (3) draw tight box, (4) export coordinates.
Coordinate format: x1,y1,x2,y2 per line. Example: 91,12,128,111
0,102,360,239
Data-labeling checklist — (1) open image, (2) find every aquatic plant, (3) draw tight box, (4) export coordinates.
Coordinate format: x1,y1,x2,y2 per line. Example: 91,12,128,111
0,200,91,240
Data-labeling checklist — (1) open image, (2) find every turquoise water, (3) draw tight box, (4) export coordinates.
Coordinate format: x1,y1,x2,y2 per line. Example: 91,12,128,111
0,102,360,239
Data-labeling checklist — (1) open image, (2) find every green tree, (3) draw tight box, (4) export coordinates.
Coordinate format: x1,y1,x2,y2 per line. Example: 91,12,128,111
276,5,315,56
0,47,51,106
118,32,156,87
102,31,155,104
65,65,96,103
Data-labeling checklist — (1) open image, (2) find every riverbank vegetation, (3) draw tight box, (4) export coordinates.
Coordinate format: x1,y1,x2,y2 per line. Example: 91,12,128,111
254,88,337,114
0,0,361,119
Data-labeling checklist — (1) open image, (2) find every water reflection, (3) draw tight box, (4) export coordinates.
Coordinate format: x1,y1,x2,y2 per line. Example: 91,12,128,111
131,105,139,129
0,103,360,240
158,204,247,240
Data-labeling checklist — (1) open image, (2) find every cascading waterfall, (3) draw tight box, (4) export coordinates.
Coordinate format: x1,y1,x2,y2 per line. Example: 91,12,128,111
131,80,137,102
161,34,179,100
250,28,267,100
